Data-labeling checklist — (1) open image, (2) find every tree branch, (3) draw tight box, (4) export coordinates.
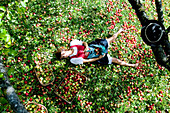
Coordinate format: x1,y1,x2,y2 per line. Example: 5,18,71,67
128,0,149,26
155,0,164,23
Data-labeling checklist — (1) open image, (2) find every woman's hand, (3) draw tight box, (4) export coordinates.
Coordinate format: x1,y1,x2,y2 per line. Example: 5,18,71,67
134,62,142,68
83,54,105,63
84,51,89,56
99,54,105,59
118,28,125,33
84,47,89,52
83,42,89,52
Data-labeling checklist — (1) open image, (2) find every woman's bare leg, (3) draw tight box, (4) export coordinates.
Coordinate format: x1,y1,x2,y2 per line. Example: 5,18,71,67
106,28,124,45
112,57,139,67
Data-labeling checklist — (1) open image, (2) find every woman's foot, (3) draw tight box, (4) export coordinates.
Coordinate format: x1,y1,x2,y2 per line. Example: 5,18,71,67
134,62,142,68
117,28,125,34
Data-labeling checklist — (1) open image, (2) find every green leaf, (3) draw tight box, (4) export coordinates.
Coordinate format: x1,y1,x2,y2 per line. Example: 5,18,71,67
49,106,56,112
0,29,12,48
0,73,4,78
9,49,18,56
21,2,26,7
8,2,15,7
0,97,8,104
4,34,10,42
24,0,28,2
20,0,28,7
9,78,15,81
8,66,15,75
20,7,26,13
0,20,2,26
0,13,4,19
0,105,4,111
1,48,9,55
6,11,11,20
0,29,7,34
25,65,30,71
0,6,6,12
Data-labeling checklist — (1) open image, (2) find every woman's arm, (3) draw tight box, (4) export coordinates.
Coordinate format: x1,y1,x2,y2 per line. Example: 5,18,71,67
83,54,105,63
82,42,89,51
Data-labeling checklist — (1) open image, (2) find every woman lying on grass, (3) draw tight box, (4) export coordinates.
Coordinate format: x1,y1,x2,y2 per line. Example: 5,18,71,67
55,28,140,67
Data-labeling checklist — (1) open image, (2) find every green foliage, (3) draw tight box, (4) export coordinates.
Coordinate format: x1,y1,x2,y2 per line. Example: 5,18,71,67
0,73,4,78
0,0,169,112
0,97,8,104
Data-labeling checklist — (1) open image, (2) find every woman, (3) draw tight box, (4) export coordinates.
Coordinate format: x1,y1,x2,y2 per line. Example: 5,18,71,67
55,28,140,67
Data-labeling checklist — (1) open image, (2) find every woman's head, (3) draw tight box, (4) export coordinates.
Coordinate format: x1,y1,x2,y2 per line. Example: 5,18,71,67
55,48,72,59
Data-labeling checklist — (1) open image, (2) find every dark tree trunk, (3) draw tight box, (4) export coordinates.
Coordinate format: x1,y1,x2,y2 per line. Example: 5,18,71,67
128,0,170,71
0,60,28,113
151,45,170,71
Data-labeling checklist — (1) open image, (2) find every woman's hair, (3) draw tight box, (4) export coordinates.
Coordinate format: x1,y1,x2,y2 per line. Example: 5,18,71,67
55,48,62,60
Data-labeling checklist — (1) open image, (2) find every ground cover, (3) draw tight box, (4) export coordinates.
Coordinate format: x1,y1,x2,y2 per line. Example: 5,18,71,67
0,0,169,112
